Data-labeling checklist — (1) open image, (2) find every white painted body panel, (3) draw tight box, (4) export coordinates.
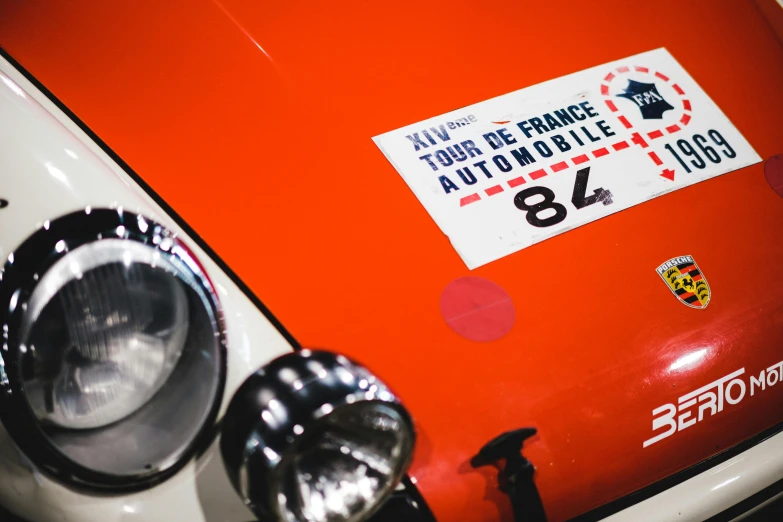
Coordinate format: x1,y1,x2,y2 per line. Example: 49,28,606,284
0,55,293,521
606,430,783,521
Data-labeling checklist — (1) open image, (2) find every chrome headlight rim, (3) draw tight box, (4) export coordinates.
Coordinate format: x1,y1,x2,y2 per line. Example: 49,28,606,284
221,350,416,522
0,208,227,492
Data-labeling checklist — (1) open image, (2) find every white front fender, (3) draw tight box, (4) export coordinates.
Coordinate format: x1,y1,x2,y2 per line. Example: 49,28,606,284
0,53,293,522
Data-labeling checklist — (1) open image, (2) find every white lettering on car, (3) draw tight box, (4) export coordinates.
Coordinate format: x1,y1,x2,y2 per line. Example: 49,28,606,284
643,360,783,448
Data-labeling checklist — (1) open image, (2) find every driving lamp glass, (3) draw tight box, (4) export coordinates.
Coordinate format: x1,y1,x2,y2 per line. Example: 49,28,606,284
278,403,413,522
221,351,415,522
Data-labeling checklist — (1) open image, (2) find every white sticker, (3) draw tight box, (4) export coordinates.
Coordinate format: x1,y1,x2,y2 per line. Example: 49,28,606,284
373,48,761,269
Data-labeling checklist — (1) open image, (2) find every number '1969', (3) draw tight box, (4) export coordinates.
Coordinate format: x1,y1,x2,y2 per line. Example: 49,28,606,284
664,129,735,173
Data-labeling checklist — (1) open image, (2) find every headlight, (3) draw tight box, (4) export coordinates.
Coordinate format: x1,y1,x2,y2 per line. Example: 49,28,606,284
221,350,415,522
22,240,189,429
0,209,226,490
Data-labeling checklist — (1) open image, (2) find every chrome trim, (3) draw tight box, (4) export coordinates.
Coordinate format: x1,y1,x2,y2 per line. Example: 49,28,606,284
220,350,415,522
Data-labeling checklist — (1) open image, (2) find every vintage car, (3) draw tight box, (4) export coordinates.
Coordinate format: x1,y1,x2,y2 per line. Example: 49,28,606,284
1,1,783,521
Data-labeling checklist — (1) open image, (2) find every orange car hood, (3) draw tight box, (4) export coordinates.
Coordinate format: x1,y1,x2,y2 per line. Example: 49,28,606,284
3,1,783,520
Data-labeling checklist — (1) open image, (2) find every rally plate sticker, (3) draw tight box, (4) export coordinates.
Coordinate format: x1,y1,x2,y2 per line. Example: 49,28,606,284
373,48,760,269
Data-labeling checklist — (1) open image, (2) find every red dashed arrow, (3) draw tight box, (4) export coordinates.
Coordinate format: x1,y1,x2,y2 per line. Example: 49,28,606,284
660,169,675,181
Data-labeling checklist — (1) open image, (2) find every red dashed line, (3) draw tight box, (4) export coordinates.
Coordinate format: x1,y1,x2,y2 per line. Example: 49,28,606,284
460,194,481,206
457,133,648,207
631,132,649,148
572,154,590,165
602,67,690,132
551,161,569,172
600,65,690,181
508,176,527,188
455,65,696,207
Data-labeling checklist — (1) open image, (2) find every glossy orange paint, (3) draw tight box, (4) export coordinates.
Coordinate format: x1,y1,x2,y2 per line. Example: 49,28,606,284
2,1,783,520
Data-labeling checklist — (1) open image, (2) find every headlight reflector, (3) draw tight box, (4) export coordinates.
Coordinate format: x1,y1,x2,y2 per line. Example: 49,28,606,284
22,240,190,429
280,401,413,522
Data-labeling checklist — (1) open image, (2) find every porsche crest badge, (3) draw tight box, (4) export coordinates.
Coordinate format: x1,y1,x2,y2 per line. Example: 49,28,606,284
656,255,710,309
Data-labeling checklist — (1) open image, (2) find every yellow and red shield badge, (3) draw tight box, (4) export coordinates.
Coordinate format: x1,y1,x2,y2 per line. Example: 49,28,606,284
656,255,710,309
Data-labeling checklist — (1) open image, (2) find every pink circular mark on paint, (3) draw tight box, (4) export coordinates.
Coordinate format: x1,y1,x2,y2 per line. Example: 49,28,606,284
440,276,515,342
764,155,783,198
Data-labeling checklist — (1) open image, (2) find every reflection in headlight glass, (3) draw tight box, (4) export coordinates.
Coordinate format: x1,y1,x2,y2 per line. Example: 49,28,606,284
21,240,189,429
279,404,412,522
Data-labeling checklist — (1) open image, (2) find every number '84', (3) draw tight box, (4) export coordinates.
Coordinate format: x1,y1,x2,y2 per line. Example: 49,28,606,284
514,166,613,228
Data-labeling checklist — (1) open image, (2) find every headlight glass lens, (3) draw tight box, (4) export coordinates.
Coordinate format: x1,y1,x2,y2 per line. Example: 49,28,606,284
280,403,413,522
21,240,190,429
0,210,226,487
